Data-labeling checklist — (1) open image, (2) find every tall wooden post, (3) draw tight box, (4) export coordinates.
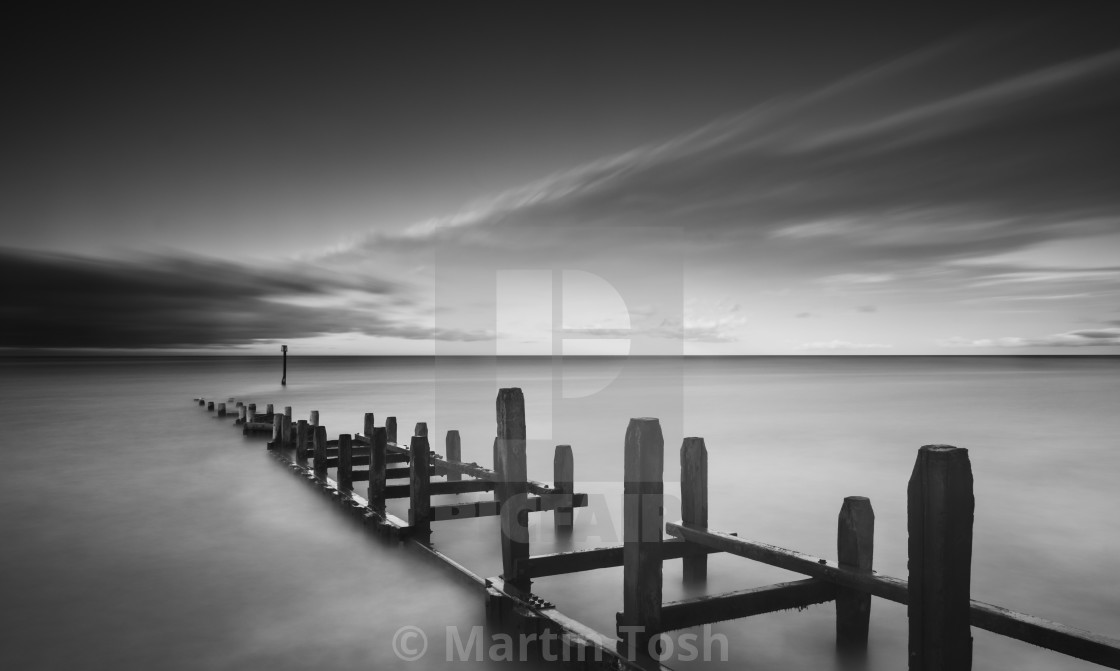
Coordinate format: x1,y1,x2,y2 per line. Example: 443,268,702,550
386,417,397,445
409,435,431,538
415,422,428,438
368,427,387,514
620,418,664,652
313,426,327,478
496,388,529,591
309,410,319,427
338,434,353,491
837,496,875,651
295,420,309,465
281,413,292,448
265,403,274,416
908,445,974,671
553,444,574,531
284,406,292,418
270,414,283,450
281,344,287,386
680,437,708,583
364,412,375,440
247,403,256,423
446,430,462,482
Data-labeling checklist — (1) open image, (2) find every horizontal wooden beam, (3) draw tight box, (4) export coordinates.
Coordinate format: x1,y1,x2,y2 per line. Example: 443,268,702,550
658,579,836,633
667,523,1120,669
666,522,908,603
383,479,496,499
430,493,588,522
385,442,561,496
519,539,720,578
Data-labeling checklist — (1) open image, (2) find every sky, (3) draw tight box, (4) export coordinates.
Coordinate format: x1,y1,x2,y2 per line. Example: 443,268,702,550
2,3,1119,355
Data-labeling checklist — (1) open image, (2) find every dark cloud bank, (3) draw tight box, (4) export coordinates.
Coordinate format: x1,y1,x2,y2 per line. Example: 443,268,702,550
0,250,482,350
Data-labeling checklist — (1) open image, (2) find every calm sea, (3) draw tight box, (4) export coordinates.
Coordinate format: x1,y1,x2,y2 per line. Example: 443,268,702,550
1,355,1117,670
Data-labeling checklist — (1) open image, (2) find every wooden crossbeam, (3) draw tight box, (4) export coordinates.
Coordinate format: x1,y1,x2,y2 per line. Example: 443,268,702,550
667,523,1120,669
518,539,720,578
657,579,837,633
383,479,495,499
430,493,588,522
383,442,562,496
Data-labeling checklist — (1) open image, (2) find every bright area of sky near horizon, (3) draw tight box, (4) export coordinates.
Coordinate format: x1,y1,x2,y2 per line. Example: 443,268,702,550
2,4,1118,355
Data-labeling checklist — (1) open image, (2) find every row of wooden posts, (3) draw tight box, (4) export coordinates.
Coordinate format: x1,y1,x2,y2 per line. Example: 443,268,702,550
196,392,1120,670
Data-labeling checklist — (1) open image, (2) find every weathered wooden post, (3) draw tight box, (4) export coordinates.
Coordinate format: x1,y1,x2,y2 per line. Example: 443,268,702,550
295,420,309,465
618,418,664,654
198,398,205,406
309,410,319,427
386,417,397,445
338,434,353,491
207,401,215,411
446,430,462,482
217,402,226,417
496,389,530,591
237,405,247,424
281,344,287,386
270,414,283,449
313,426,328,478
409,435,431,537
554,444,574,531
837,496,875,652
368,427,387,514
415,422,428,438
363,412,375,439
680,437,708,583
281,412,292,448
908,445,974,671
247,403,257,423
265,403,274,416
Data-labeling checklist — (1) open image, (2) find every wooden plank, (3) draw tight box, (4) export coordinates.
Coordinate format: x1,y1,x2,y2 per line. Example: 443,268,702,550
620,417,664,651
665,522,909,603
553,444,573,531
409,435,431,537
680,437,707,583
837,495,874,652
908,445,973,671
496,388,529,591
520,539,719,578
383,479,495,499
445,430,462,482
428,493,588,522
969,602,1120,669
659,578,836,633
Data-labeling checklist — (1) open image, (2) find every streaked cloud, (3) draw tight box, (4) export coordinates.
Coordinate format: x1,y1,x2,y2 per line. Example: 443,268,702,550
939,328,1120,348
795,340,894,351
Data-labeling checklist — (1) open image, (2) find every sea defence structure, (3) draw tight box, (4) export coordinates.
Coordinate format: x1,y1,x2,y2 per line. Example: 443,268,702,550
195,391,1120,670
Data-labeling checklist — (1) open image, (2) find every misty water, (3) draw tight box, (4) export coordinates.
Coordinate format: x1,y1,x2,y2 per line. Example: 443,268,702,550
2,355,1118,670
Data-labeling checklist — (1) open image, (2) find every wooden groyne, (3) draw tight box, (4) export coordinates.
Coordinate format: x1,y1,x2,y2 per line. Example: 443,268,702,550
194,392,1120,670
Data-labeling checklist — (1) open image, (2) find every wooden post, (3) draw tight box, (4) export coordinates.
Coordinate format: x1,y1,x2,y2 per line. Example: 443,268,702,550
364,412,375,439
313,426,327,477
237,405,247,424
309,410,319,427
554,444,574,531
295,420,308,465
284,406,292,418
207,401,214,411
681,437,708,583
281,414,292,448
217,402,226,417
409,435,431,537
281,344,287,386
265,403,274,415
198,398,205,406
496,388,529,591
270,414,283,449
338,434,353,491
908,445,974,671
415,422,428,438
368,427,387,514
446,430,462,482
837,496,875,652
247,403,256,423
386,417,397,445
620,417,664,652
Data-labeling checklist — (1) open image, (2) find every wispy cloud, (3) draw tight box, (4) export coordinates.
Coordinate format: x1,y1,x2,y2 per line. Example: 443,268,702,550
0,249,487,349
939,328,1120,348
796,340,894,351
